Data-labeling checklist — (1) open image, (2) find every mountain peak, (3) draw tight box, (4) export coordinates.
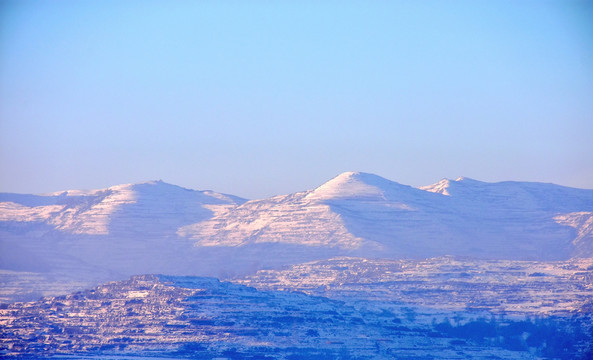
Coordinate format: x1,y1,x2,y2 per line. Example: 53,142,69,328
419,178,452,195
305,172,392,200
118,179,177,189
453,176,483,183
138,179,165,185
420,176,485,195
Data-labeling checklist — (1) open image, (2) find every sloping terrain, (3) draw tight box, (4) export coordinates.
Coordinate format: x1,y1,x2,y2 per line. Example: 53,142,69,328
235,256,593,315
2,274,591,359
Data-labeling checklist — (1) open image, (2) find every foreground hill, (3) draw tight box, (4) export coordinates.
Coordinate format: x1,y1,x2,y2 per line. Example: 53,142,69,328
2,273,591,359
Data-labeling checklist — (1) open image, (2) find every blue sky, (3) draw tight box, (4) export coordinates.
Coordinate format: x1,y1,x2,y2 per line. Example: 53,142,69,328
1,1,592,198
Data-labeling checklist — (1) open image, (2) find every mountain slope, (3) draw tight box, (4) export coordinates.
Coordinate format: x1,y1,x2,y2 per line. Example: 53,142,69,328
180,172,593,260
3,274,590,359
0,180,245,236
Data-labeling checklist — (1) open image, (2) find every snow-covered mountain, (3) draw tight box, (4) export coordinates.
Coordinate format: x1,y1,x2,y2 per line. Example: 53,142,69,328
0,181,246,301
0,180,245,236
180,171,593,260
1,172,593,302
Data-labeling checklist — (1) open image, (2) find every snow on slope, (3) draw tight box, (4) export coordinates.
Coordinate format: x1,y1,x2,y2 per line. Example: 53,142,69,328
178,172,430,250
3,173,593,263
0,180,244,236
305,171,387,200
554,212,593,257
180,172,593,260
178,191,365,249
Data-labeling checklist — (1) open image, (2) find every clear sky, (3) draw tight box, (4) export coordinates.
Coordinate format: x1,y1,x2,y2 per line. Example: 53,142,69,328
1,0,592,199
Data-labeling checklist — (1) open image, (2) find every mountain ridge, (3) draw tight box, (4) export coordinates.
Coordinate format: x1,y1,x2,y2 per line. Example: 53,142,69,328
2,172,593,302
3,172,593,259
3,172,591,202
179,172,593,260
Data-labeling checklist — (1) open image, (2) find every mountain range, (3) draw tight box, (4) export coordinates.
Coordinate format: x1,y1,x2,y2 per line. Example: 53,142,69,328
1,172,593,302
2,172,593,359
